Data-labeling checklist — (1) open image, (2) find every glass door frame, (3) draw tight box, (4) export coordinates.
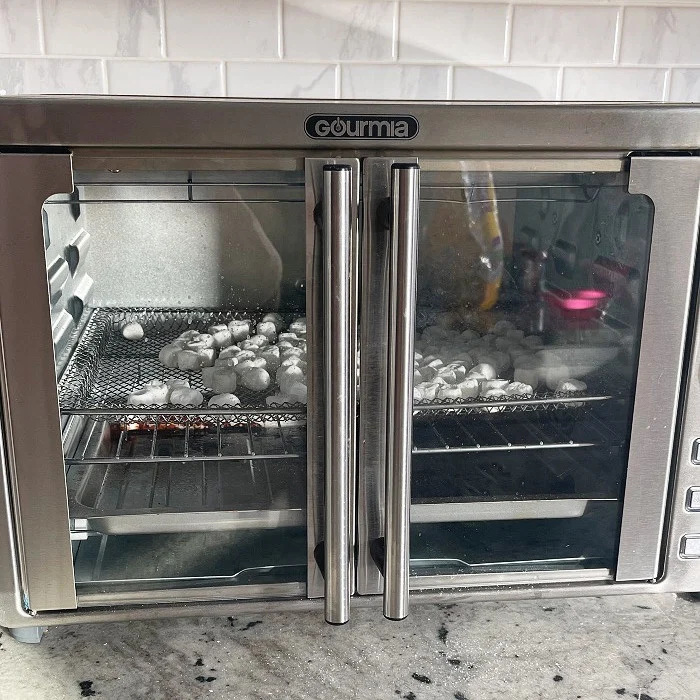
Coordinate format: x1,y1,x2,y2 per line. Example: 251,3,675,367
0,152,361,622
356,155,700,614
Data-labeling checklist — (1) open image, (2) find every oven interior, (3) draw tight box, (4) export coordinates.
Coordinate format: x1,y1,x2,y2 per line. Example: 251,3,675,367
42,161,653,597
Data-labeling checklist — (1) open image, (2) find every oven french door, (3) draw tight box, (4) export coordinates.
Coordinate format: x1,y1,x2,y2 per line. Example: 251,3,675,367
357,156,700,619
0,153,359,624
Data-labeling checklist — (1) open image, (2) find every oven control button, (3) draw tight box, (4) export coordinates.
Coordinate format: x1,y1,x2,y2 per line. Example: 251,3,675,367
687,488,700,511
680,536,700,558
692,439,700,464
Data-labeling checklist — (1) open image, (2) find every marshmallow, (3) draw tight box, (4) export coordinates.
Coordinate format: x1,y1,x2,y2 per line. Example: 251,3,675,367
286,381,308,404
219,345,243,360
457,378,480,399
198,348,216,367
492,320,515,336
277,365,305,393
289,318,307,335
256,321,278,341
418,383,440,400
470,363,497,380
437,385,463,400
281,346,305,360
239,340,262,352
177,350,203,371
122,322,144,341
215,357,238,368
262,312,285,330
556,379,587,393
260,346,281,372
228,319,252,342
127,380,169,406
212,328,233,349
460,329,480,342
178,330,200,342
417,365,437,382
164,378,190,399
211,368,237,394
158,343,181,368
241,367,271,391
208,323,228,335
208,393,241,408
236,358,268,376
506,329,525,342
505,381,534,397
480,379,510,395
201,366,216,389
169,387,203,407
523,335,543,349
481,388,507,412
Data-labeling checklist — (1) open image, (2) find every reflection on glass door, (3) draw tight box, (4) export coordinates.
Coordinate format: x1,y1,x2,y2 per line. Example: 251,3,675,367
409,164,654,581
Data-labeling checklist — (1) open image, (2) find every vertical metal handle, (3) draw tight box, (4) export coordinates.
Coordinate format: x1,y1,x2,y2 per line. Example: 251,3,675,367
323,165,353,625
384,164,420,621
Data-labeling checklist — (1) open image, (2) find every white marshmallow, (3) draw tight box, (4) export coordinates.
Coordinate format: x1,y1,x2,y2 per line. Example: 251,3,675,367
506,329,525,342
211,368,237,394
437,385,463,400
241,367,271,392
480,379,510,395
281,346,305,360
177,350,202,371
286,381,308,404
158,343,181,368
470,363,497,380
417,365,437,382
201,366,216,389
556,379,587,393
208,393,241,408
169,387,203,407
505,381,534,397
256,321,277,341
289,318,307,335
208,324,228,335
178,330,200,342
215,357,238,368
233,350,256,363
523,335,543,349
212,329,233,349
418,382,440,400
457,378,480,399
492,320,515,336
262,312,285,330
260,346,281,372
122,322,144,341
127,381,169,406
219,345,243,360
228,319,252,342
239,340,261,352
481,388,507,412
460,329,480,342
198,348,216,367
248,334,270,348
277,365,305,393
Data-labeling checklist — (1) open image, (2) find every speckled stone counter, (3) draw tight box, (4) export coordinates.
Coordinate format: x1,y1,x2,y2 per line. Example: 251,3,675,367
1,593,699,699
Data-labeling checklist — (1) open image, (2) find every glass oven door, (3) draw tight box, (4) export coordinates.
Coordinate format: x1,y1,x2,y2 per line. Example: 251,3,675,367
0,153,358,619
358,156,700,619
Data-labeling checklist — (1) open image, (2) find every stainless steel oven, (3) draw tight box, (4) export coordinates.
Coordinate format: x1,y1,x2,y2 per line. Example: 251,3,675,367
1,98,700,642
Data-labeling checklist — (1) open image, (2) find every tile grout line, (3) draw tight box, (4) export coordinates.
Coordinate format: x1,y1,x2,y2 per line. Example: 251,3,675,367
277,0,284,60
392,0,400,62
662,67,671,102
612,6,624,64
503,3,514,63
158,0,168,58
36,0,46,55
220,61,227,97
555,65,564,100
100,58,109,95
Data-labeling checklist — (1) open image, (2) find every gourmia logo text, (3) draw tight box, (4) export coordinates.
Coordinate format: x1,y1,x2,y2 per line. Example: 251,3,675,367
305,114,419,139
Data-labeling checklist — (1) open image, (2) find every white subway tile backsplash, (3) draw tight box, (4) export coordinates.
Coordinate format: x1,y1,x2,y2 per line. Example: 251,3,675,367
0,57,102,95
399,2,506,64
284,1,394,61
0,1,41,54
669,69,700,102
341,64,448,99
620,8,700,66
510,5,617,65
108,60,222,96
453,66,559,100
42,0,161,57
227,62,336,98
165,0,278,60
562,67,666,101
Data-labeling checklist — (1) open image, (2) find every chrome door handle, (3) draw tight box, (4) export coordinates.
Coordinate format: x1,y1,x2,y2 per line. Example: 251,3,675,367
323,165,353,625
384,163,420,620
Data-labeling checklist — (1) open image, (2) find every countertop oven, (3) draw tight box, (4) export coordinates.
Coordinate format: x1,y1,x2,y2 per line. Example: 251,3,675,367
0,98,699,641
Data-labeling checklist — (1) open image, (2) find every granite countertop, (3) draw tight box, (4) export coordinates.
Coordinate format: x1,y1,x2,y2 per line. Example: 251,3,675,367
1,593,698,699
